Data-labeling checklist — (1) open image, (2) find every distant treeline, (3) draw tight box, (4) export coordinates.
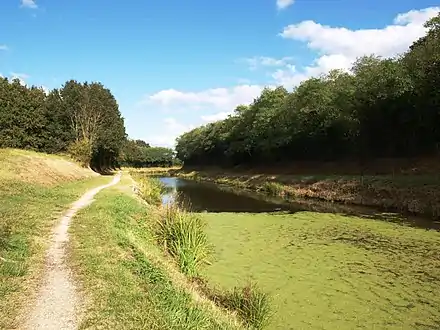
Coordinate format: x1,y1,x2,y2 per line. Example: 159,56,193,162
176,14,440,167
119,139,179,167
0,79,175,170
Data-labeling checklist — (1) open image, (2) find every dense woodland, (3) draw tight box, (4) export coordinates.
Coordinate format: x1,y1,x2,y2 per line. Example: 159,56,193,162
0,79,175,169
0,79,126,169
176,15,440,167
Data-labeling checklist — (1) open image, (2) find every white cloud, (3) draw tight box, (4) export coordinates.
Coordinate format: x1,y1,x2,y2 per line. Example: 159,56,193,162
41,85,50,95
142,85,263,147
201,111,231,123
0,45,8,51
146,84,262,112
10,72,30,86
280,7,439,59
277,0,295,10
147,117,195,148
274,6,440,88
21,0,38,9
241,56,294,70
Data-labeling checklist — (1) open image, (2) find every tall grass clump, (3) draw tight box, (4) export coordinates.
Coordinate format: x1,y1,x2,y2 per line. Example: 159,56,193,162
259,181,285,196
224,283,272,329
155,204,212,277
132,174,165,205
199,281,272,330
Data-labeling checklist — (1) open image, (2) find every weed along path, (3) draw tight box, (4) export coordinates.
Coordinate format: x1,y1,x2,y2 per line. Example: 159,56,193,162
24,173,121,330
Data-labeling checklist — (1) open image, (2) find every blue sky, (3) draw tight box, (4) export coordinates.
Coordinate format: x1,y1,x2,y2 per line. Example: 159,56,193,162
1,0,439,147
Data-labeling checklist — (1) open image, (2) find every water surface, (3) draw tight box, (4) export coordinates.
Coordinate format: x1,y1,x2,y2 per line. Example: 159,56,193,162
158,176,440,230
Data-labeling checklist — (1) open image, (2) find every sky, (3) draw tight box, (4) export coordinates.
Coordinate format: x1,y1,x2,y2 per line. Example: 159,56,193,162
1,0,439,148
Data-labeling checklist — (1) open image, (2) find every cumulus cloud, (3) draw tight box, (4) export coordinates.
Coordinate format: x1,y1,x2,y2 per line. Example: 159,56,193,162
146,85,262,112
21,0,38,9
142,85,263,147
277,0,295,10
10,72,30,86
201,111,231,123
0,45,8,51
274,6,440,88
240,56,294,70
147,117,195,148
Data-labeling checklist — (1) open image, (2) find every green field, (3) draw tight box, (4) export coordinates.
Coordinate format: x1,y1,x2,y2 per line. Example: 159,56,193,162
201,211,440,330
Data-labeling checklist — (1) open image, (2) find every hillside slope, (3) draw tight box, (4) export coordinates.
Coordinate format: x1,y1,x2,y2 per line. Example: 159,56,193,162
0,148,98,185
0,148,107,329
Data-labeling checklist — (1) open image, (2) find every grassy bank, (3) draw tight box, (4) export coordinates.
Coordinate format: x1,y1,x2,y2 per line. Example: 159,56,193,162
69,174,242,329
166,168,440,218
201,211,440,330
129,173,272,329
0,148,106,329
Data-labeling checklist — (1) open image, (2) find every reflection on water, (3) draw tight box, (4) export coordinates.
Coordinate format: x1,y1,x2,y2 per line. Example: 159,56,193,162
158,177,296,213
157,177,440,230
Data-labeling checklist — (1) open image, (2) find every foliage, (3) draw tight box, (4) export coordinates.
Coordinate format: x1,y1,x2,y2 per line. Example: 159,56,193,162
120,139,177,167
68,138,93,167
176,14,440,167
0,79,126,171
156,204,212,277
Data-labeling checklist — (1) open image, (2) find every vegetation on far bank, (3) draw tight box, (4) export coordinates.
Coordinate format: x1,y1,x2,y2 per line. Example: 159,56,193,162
175,15,440,171
0,149,108,329
202,210,440,329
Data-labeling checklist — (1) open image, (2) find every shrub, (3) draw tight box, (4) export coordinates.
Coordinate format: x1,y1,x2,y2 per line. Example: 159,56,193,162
155,204,211,277
68,138,92,167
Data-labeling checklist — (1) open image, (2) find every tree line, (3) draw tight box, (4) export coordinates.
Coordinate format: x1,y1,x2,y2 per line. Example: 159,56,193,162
0,79,126,170
0,78,177,169
119,139,178,167
175,15,440,168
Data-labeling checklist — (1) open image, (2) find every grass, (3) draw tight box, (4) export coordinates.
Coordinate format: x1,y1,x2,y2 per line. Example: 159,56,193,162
155,204,212,277
199,282,272,330
130,174,272,328
69,174,241,329
201,211,440,330
0,148,107,329
223,283,272,330
130,172,167,205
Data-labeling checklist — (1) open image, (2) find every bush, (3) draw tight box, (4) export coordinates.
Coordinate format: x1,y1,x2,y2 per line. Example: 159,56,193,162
155,204,211,277
68,138,92,167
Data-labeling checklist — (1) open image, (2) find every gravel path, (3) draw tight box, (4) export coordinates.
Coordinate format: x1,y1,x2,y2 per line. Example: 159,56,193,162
24,173,121,330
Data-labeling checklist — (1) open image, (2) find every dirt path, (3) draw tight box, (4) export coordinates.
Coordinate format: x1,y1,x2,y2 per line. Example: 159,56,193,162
24,173,121,330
